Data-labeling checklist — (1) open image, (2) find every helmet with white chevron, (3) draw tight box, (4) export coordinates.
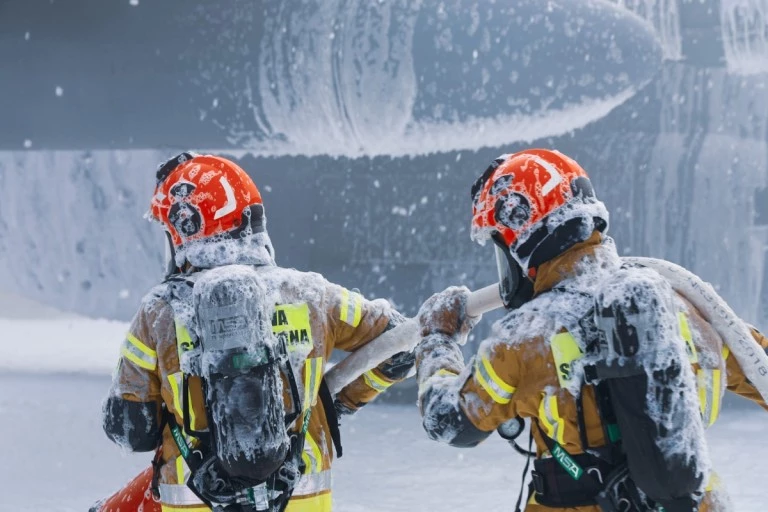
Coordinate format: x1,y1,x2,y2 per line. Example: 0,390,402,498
150,152,274,272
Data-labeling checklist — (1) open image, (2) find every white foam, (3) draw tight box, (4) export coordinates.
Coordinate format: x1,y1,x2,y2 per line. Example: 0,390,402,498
721,0,768,75
613,0,682,60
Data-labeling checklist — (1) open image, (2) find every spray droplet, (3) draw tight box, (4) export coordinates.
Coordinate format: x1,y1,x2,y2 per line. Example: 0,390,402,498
129,0,139,5
55,86,63,97
24,32,30,41
23,139,32,148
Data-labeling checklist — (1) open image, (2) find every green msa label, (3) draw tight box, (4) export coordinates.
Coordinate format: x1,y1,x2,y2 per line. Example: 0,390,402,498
552,443,584,481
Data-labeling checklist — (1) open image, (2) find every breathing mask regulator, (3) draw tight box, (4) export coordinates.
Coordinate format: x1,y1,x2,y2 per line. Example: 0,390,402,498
179,267,303,511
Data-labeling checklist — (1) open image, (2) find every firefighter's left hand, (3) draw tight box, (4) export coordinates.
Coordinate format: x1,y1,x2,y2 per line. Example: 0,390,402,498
417,286,481,345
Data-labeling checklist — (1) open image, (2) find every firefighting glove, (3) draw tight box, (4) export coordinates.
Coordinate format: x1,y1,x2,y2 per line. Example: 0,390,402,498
417,286,482,345
414,287,481,392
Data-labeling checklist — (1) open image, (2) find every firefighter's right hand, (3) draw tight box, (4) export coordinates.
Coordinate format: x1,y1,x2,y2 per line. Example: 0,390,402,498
417,286,481,345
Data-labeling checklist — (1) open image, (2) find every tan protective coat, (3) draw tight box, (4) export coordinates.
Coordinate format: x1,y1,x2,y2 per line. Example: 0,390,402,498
108,265,404,510
419,235,767,512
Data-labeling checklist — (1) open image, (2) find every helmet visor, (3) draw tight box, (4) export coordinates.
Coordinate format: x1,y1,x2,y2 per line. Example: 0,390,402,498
163,231,180,277
493,234,534,310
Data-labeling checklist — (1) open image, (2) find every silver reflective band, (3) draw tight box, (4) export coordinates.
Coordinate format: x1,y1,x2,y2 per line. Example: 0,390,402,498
293,470,332,496
159,483,206,506
475,357,514,403
121,337,158,370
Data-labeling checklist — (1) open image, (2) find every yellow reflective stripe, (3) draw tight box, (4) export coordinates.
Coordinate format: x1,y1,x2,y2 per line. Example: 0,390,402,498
722,345,730,360
168,372,198,434
363,369,394,393
538,398,555,438
168,372,183,416
285,491,332,512
474,355,515,404
698,369,707,418
539,395,565,445
127,332,156,358
292,470,332,497
122,333,158,370
121,332,158,372
303,431,324,473
340,289,350,324
301,451,312,474
339,289,363,327
481,355,515,394
159,483,206,507
437,368,458,378
697,368,723,427
678,312,698,364
303,357,323,412
161,506,210,512
176,456,186,484
710,369,722,426
705,471,722,492
352,292,362,327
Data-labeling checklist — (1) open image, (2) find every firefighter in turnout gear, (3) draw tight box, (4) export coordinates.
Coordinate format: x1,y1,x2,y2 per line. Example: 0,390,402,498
415,149,768,512
95,153,413,512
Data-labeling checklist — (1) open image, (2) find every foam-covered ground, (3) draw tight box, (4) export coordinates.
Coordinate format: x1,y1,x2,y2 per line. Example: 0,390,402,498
0,370,765,511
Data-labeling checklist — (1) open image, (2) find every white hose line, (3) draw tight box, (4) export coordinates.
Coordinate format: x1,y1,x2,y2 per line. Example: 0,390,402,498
325,284,503,395
327,259,768,403
625,257,768,403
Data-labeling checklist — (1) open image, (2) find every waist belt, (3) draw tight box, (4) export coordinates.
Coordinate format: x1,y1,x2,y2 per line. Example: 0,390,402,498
531,452,615,508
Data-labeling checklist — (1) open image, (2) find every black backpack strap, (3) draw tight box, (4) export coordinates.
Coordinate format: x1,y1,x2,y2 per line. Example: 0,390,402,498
150,407,170,501
318,378,343,458
165,413,214,508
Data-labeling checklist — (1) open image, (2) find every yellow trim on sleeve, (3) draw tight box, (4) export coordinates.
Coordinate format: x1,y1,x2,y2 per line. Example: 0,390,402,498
474,356,514,404
340,289,350,324
121,346,156,370
352,292,362,327
126,332,156,358
363,369,394,393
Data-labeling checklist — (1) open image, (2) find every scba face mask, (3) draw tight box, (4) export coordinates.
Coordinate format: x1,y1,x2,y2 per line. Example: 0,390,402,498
493,233,534,310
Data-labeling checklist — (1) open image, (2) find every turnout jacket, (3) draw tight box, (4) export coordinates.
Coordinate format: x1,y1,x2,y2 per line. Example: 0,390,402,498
417,234,768,512
104,265,410,512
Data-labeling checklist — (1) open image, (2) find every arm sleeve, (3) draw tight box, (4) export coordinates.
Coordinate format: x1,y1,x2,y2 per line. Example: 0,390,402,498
326,284,415,411
725,326,768,411
417,334,519,447
102,300,164,452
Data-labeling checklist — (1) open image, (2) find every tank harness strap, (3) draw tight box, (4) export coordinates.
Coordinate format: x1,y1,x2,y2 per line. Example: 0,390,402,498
318,378,343,458
529,420,609,508
165,412,214,508
150,408,170,501
513,428,534,512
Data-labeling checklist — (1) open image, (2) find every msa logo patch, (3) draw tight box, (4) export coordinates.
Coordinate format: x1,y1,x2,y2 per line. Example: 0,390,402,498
552,444,583,481
210,315,248,334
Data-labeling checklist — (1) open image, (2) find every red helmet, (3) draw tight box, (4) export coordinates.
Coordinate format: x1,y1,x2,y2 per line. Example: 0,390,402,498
470,149,608,305
150,152,273,273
